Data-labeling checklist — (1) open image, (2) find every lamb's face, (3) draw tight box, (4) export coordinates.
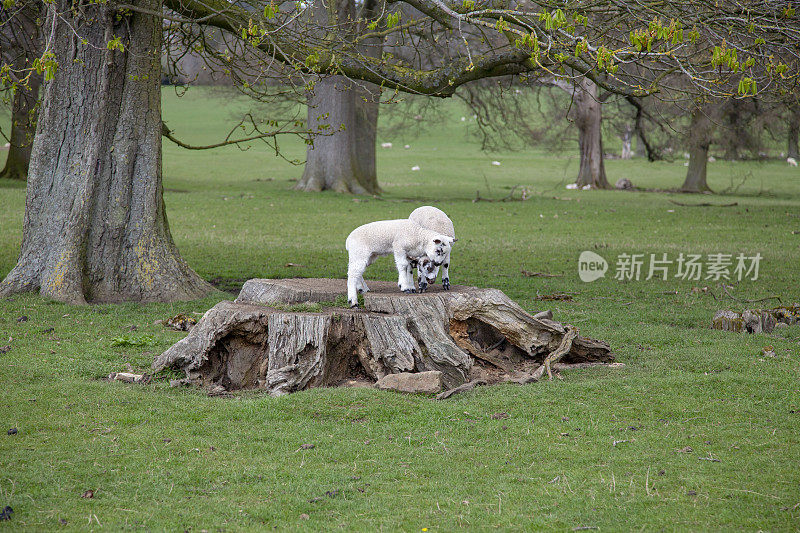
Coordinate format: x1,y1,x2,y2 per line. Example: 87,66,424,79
418,257,439,285
425,237,452,266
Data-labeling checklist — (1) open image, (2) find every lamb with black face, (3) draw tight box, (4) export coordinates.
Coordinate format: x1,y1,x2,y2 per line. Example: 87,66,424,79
408,206,456,291
417,258,438,292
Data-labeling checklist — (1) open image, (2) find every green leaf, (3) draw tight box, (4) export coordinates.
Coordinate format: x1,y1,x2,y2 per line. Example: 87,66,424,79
387,11,401,29
106,35,125,52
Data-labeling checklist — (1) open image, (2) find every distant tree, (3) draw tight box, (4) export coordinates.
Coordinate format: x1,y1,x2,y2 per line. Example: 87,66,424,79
0,1,41,181
295,0,382,193
535,76,611,188
570,78,609,188
681,105,713,193
457,78,659,188
788,106,800,160
715,98,768,161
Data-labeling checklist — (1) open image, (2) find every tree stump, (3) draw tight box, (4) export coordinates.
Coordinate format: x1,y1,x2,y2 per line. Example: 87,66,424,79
153,279,614,395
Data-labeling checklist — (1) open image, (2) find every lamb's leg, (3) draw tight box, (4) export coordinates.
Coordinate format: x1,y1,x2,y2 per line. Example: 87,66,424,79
348,254,369,307
358,254,376,293
417,262,430,293
357,275,369,293
394,250,415,293
441,250,451,290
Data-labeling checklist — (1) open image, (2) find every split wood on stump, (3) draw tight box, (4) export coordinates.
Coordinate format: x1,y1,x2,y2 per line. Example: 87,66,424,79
153,279,614,396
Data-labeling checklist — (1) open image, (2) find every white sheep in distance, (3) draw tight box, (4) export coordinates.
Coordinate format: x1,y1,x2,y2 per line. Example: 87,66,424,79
345,220,455,307
409,206,455,290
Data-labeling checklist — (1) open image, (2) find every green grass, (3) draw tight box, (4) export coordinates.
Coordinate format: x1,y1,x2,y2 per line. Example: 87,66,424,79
0,87,799,531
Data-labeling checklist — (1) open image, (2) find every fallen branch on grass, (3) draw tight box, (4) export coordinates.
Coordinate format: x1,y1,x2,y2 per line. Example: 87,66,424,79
543,326,578,380
473,185,529,203
668,200,738,207
535,292,575,301
721,285,782,304
435,379,488,400
521,270,564,278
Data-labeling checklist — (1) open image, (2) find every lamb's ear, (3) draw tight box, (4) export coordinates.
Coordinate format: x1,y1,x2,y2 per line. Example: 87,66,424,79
451,237,458,243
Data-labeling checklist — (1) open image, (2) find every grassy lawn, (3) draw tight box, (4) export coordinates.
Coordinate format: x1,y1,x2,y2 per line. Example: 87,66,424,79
0,87,798,530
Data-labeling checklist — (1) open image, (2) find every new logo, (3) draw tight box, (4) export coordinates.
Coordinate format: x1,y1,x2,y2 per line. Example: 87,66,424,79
578,251,608,282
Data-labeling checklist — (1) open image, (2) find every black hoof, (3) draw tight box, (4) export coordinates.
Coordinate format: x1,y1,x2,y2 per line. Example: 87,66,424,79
443,278,450,290
418,281,428,293
402,289,416,294
349,302,359,308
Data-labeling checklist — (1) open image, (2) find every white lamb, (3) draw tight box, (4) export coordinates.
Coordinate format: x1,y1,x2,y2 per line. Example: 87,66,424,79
345,219,454,307
408,206,455,291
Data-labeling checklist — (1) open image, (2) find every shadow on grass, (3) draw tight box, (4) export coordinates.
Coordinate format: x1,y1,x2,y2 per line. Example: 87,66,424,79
207,276,249,297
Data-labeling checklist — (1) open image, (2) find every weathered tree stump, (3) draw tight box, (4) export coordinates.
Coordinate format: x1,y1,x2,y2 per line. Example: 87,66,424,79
153,279,614,396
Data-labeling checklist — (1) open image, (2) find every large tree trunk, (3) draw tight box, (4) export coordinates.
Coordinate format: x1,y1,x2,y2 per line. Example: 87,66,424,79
297,76,380,194
681,108,713,193
0,0,211,304
720,100,742,161
573,79,611,189
295,0,380,194
788,108,800,160
0,1,41,181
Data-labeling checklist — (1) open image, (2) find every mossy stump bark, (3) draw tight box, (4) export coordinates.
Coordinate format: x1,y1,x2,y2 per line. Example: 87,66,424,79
154,279,614,396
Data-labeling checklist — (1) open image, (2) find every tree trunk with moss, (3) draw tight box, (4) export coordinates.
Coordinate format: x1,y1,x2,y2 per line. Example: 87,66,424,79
681,108,713,193
573,78,610,189
0,0,211,304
